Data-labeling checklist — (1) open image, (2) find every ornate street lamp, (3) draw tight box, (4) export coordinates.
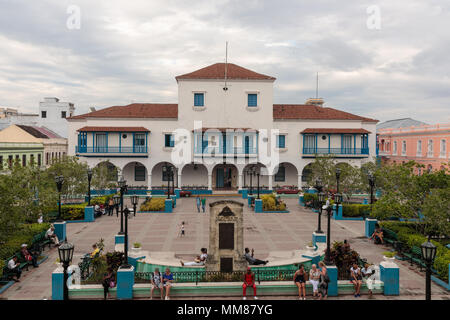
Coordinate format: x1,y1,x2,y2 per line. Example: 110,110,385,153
335,167,341,194
248,167,254,196
55,175,64,221
421,239,437,300
87,168,93,206
316,191,325,233
122,207,132,268
163,163,173,200
130,194,139,217
256,170,261,199
368,173,375,220
118,177,127,234
324,204,333,265
58,241,74,301
113,195,120,217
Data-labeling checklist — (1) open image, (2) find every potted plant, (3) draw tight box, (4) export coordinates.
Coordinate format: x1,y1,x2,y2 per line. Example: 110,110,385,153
382,251,397,262
131,242,142,253
306,241,315,254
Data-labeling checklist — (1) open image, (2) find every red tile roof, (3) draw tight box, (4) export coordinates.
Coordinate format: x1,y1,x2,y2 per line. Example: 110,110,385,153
68,103,178,120
301,128,371,134
273,104,378,122
176,63,276,81
77,126,150,132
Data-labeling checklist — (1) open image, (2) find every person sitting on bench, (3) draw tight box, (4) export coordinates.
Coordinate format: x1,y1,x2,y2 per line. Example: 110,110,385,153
242,267,258,300
244,248,268,265
45,226,60,246
21,244,38,268
180,248,207,266
370,226,384,244
7,256,22,282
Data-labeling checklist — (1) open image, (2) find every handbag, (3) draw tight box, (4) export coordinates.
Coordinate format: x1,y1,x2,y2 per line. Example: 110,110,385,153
109,281,115,288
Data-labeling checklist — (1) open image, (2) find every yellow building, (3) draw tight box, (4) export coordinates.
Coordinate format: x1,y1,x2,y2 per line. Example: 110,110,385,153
0,124,68,169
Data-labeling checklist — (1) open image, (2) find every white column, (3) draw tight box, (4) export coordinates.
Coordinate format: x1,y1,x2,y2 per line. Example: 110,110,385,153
238,173,243,190
297,174,302,188
147,174,152,190
268,174,273,191
208,174,212,190
178,173,182,188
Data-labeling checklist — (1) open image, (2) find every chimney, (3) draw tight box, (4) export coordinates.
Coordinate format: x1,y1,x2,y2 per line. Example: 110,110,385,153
305,98,324,107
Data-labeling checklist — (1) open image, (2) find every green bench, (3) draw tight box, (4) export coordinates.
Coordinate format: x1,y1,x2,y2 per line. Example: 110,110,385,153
381,228,398,246
1,253,32,281
403,245,426,270
31,231,53,252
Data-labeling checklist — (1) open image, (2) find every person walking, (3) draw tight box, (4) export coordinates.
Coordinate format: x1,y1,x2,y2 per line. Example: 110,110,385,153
102,268,115,300
179,221,185,237
196,196,201,213
108,198,114,216
201,197,206,213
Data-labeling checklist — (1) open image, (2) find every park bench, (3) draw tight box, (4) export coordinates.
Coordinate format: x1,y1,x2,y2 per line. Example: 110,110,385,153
31,231,53,252
403,245,426,270
78,252,100,280
381,228,398,246
1,253,33,281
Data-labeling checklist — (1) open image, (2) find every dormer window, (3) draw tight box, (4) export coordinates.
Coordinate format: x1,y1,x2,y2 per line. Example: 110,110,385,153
194,93,204,107
247,94,257,107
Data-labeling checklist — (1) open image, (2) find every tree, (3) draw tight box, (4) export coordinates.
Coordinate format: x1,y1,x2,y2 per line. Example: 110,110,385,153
91,161,120,190
372,160,450,238
44,156,89,197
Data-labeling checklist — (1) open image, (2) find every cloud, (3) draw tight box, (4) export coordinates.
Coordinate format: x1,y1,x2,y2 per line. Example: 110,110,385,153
0,0,448,124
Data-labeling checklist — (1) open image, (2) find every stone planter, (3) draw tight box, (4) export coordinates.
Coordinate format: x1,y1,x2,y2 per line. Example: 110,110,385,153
306,245,316,255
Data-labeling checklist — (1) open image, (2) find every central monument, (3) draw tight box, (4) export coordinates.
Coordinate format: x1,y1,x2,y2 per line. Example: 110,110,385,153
206,200,247,272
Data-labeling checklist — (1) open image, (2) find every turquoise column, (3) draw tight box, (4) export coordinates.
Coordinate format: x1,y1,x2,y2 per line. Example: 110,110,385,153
254,199,263,213
165,199,173,213
54,221,66,242
84,206,94,222
380,262,400,295
327,266,338,296
117,266,135,299
51,267,64,300
365,218,377,238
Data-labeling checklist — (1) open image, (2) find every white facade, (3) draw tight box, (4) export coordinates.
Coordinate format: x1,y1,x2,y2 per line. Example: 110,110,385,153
0,97,75,138
67,63,377,190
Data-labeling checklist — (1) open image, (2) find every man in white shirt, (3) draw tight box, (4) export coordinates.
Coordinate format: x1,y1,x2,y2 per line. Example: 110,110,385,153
7,256,22,282
362,263,376,298
45,226,60,245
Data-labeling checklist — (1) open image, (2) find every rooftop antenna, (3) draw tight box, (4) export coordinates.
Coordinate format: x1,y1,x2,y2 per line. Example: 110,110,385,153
316,72,319,99
223,41,228,91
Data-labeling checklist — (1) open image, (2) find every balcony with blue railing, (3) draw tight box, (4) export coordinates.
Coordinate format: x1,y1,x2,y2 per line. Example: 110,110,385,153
75,145,148,155
302,147,369,157
194,146,257,156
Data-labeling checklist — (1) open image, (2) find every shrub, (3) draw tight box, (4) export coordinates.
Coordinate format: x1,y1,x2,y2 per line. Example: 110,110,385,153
139,198,165,211
303,193,318,203
0,259,4,278
61,204,86,220
342,204,371,217
433,247,450,282
90,194,115,206
261,194,287,211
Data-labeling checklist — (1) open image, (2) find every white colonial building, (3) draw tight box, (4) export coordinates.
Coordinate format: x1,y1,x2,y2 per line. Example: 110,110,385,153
66,63,378,191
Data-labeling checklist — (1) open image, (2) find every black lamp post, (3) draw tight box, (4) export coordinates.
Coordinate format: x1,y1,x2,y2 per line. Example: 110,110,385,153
163,163,173,200
55,175,64,221
58,241,74,301
249,167,254,195
335,167,341,194
122,207,132,268
256,170,260,199
316,190,325,233
87,168,93,206
324,204,333,265
368,174,375,220
131,194,139,217
421,239,437,300
118,177,127,234
113,195,120,217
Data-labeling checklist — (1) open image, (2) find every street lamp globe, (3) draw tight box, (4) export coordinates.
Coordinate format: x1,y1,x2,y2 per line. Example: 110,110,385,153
421,241,437,263
335,167,341,180
318,192,326,203
58,241,74,265
87,168,93,181
55,175,64,192
335,193,343,205
118,176,126,188
131,194,139,206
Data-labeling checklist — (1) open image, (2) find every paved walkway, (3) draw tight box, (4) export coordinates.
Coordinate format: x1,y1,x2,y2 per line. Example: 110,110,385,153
1,197,448,300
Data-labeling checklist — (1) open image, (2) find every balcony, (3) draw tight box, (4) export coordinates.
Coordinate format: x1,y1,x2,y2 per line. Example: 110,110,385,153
194,146,257,157
75,146,148,156
302,147,369,157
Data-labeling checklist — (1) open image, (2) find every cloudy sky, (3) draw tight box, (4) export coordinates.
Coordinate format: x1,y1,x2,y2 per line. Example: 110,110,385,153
0,0,448,123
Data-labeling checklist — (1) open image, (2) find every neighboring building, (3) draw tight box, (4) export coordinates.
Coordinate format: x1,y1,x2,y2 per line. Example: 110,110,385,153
377,118,428,130
0,124,68,169
67,62,378,190
0,97,75,138
378,123,450,173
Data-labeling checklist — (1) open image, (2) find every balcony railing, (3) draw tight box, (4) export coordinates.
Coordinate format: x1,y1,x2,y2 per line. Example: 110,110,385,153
302,147,369,155
194,146,257,155
76,146,148,154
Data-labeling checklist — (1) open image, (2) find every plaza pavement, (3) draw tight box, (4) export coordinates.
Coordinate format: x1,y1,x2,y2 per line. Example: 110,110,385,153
0,197,448,300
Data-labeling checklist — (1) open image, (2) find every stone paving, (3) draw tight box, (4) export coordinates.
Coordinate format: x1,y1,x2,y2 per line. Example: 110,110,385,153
1,197,448,300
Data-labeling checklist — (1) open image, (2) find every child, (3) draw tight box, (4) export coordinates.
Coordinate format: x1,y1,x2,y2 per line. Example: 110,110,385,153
179,221,185,237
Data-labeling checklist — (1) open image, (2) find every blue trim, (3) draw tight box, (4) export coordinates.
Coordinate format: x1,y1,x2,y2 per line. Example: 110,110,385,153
119,132,121,152
328,134,330,153
353,134,356,154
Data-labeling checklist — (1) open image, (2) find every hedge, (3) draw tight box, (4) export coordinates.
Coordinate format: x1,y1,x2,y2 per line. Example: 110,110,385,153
0,223,51,261
342,204,371,217
90,194,116,206
261,194,286,211
140,198,165,211
379,221,450,282
303,193,317,203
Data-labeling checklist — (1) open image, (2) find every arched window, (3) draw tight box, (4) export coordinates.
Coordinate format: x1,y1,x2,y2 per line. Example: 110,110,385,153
417,140,422,156
428,140,433,157
393,141,397,155
402,141,406,155
440,139,447,157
